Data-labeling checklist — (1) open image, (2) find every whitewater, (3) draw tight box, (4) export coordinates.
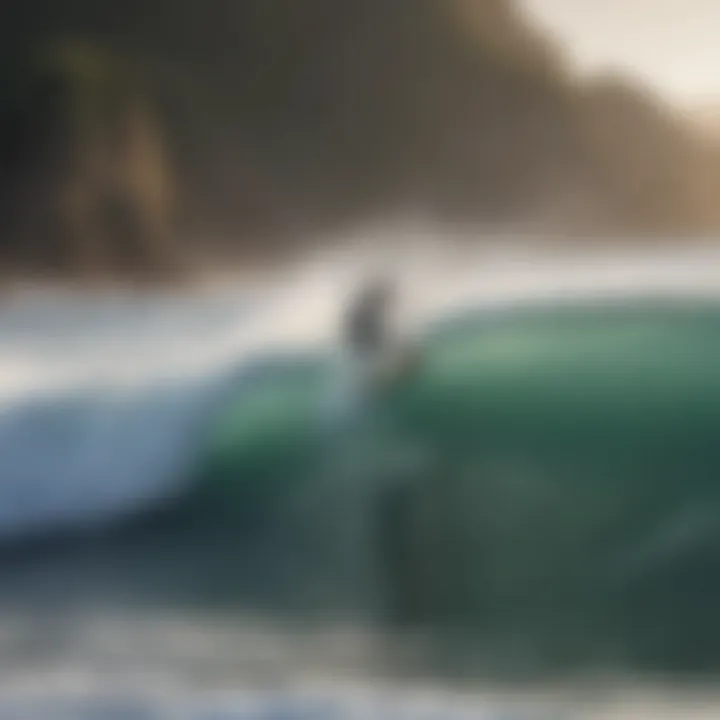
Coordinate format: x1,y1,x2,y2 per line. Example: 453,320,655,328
3,236,720,717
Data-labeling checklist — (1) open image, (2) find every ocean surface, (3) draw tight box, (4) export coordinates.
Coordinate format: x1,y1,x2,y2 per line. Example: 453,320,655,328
3,240,720,717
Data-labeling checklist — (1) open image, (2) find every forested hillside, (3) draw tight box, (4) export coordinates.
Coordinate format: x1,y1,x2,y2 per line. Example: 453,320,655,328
0,0,718,278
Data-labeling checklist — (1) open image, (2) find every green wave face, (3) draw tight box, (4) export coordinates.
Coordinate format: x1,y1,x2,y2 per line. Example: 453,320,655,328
192,299,720,671
203,299,720,485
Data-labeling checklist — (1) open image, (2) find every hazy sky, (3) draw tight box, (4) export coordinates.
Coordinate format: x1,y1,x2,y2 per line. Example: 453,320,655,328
521,0,720,106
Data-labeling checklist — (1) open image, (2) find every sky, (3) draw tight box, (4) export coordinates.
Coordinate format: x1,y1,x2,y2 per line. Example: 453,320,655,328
520,0,720,106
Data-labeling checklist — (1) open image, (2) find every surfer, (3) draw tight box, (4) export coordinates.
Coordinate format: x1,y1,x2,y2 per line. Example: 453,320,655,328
342,274,418,391
323,272,420,434
343,275,394,360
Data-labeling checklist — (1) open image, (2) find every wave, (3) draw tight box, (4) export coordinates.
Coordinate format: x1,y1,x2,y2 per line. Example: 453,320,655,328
4,246,720,675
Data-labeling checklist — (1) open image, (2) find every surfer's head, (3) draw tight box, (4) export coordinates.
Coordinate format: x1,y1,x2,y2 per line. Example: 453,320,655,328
361,274,395,310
